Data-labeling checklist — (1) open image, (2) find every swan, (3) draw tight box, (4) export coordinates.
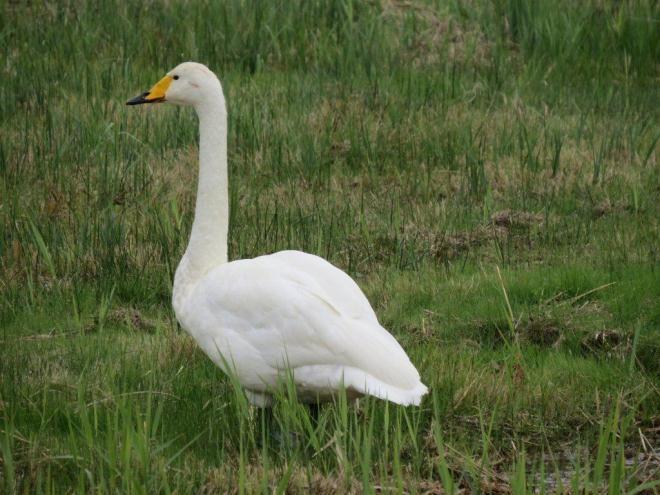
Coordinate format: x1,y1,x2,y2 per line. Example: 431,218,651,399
127,62,428,406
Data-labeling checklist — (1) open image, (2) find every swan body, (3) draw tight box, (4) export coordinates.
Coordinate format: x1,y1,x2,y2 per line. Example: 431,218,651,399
128,62,427,406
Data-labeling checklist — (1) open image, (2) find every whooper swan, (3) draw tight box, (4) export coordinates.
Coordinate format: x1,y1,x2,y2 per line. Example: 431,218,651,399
127,62,428,406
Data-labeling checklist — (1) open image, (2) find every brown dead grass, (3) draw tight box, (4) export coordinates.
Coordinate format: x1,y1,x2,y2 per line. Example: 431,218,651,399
199,464,362,495
380,0,492,68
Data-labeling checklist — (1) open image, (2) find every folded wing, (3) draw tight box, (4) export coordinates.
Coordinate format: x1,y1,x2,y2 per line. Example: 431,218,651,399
182,251,427,404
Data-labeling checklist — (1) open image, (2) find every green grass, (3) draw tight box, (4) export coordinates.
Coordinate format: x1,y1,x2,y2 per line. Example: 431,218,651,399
1,0,658,492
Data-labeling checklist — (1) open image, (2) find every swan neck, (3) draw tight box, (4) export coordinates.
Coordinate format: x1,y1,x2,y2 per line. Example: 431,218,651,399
176,94,228,301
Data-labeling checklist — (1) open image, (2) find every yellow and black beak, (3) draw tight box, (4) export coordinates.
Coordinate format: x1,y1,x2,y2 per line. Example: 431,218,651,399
126,74,173,105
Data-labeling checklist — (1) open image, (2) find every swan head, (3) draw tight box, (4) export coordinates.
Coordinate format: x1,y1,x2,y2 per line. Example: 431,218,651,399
126,62,221,108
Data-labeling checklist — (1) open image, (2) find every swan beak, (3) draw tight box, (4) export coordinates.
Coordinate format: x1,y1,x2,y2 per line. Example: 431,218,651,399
126,74,173,105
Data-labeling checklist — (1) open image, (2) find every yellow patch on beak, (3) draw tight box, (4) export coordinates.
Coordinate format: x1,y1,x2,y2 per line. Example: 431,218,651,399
145,75,173,102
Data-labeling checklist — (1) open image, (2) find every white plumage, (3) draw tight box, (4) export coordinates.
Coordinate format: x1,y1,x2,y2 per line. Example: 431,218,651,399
128,62,427,406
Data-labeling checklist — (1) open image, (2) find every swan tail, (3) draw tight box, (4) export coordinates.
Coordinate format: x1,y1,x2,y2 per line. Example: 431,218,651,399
293,365,428,406
343,367,429,406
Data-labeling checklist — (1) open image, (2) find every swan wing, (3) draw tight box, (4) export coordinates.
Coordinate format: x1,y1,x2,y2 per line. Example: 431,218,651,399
180,251,427,405
268,250,379,322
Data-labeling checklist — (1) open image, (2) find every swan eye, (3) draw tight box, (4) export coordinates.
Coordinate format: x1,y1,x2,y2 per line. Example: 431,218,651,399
173,75,179,80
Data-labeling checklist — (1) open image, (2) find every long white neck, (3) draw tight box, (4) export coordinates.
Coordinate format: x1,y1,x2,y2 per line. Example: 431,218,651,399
173,91,228,310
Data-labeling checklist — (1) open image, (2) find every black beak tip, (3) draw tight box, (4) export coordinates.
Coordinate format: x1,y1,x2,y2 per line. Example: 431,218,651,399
126,92,150,106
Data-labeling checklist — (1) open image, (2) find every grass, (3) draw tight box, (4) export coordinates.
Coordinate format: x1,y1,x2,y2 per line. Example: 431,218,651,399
1,0,658,492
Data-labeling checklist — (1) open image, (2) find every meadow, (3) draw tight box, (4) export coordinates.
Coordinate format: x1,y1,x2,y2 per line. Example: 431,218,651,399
0,0,658,492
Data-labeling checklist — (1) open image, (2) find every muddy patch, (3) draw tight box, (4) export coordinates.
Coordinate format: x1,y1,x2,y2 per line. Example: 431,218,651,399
408,209,546,262
519,317,563,347
490,209,545,230
580,329,627,359
108,307,158,333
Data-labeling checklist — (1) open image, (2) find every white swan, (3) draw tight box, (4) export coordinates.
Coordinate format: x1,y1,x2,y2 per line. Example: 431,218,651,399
127,62,427,406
